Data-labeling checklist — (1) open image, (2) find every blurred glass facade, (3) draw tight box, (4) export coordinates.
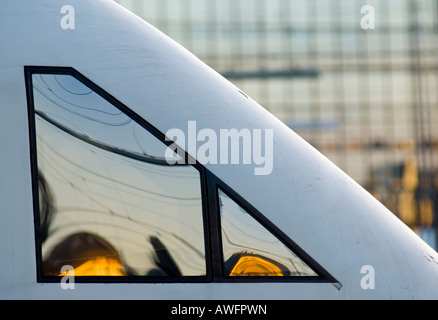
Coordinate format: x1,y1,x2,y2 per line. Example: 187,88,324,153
114,0,438,249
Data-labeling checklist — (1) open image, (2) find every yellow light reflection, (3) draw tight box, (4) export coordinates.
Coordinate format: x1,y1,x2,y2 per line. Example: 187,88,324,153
59,257,127,276
228,252,287,276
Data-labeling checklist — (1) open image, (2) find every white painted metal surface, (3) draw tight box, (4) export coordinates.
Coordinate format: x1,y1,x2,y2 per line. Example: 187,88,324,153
1,0,438,299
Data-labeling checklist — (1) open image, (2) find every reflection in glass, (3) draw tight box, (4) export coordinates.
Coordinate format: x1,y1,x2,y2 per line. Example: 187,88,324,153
219,189,317,277
32,73,206,277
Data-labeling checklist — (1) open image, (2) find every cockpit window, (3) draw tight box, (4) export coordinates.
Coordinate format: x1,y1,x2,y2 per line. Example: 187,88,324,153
30,72,206,279
218,189,318,277
26,67,336,284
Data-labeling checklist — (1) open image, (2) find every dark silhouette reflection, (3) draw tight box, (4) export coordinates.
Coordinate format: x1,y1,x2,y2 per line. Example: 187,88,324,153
43,232,132,276
38,172,54,243
148,236,182,277
42,231,189,277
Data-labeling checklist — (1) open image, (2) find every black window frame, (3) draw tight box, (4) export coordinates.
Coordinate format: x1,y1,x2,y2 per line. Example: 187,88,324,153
25,66,339,286
205,171,338,284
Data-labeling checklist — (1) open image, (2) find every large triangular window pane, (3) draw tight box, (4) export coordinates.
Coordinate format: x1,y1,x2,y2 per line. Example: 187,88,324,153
218,189,318,277
31,72,206,279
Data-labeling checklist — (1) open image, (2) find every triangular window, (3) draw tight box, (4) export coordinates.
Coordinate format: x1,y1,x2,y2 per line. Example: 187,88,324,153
26,66,337,285
218,189,318,277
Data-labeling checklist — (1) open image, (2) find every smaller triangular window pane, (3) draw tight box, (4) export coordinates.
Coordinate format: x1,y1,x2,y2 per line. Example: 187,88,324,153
219,189,318,277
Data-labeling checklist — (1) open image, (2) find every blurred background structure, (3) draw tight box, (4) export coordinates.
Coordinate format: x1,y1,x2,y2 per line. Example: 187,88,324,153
114,0,438,250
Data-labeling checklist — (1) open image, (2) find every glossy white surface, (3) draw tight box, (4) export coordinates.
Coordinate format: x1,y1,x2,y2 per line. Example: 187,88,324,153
1,0,438,299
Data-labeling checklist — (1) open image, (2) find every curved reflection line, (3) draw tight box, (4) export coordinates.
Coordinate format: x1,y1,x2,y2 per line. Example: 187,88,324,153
221,214,281,245
101,150,194,179
34,82,128,121
37,151,201,239
36,127,194,182
286,257,304,276
221,229,294,262
36,110,179,167
41,151,201,209
54,75,93,96
36,137,201,205
33,84,131,127
46,221,151,253
133,124,149,156
36,138,204,239
36,75,124,117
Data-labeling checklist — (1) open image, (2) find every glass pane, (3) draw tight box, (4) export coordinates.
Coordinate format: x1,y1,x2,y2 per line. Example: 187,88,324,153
32,74,180,164
219,189,317,277
33,73,206,277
